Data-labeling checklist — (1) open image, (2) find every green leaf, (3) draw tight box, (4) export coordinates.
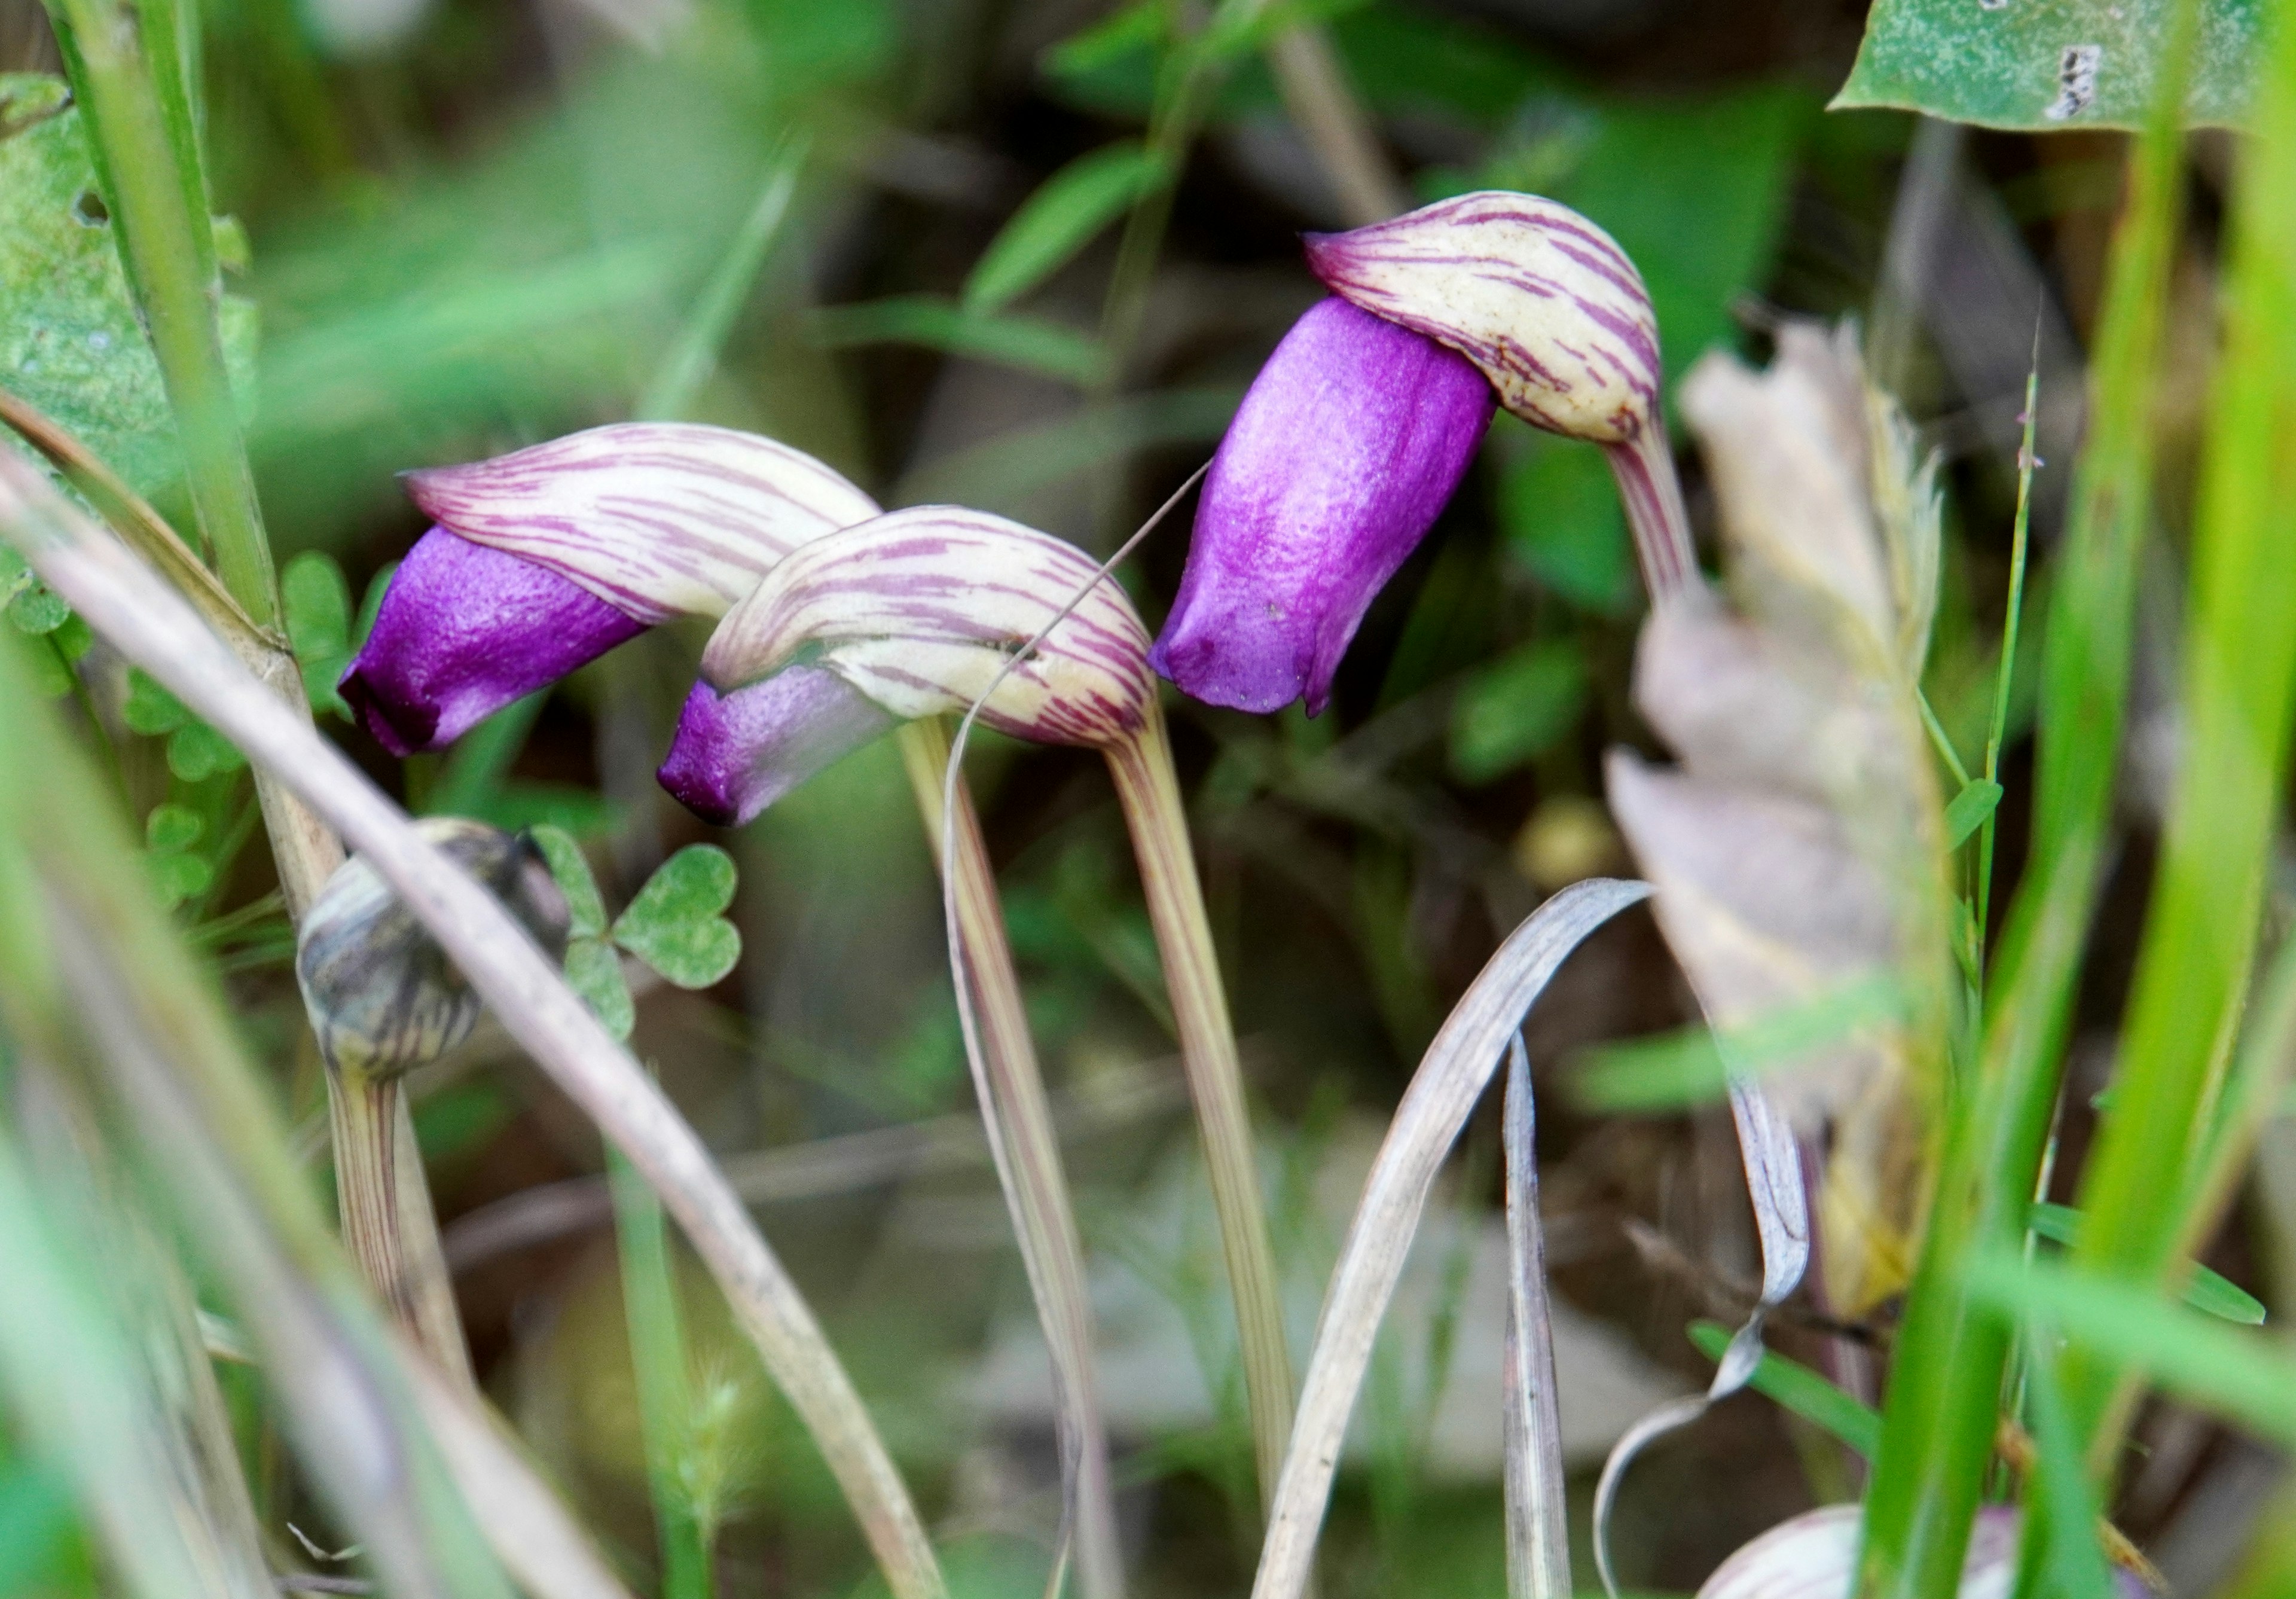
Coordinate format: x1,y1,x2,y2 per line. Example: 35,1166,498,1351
1449,637,1587,785
1834,0,2258,130
963,142,1171,315
811,295,1110,386
1689,1320,1882,1457
1043,0,1164,81
2027,1201,2266,1323
123,667,188,736
282,551,352,717
1943,778,2004,849
147,849,212,908
5,582,68,636
352,561,395,651
0,75,258,496
1965,1252,2296,1445
1571,975,1907,1112
529,823,608,940
144,804,203,853
612,844,741,990
49,613,89,664
166,721,245,783
564,936,636,1042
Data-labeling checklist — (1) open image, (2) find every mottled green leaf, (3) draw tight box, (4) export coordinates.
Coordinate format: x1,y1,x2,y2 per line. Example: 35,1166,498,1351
530,823,608,941
612,844,741,990
964,142,1170,315
1834,0,2260,130
1450,637,1587,784
166,721,245,782
144,804,204,853
123,669,188,736
0,74,258,496
5,582,69,636
564,935,636,1041
282,551,352,718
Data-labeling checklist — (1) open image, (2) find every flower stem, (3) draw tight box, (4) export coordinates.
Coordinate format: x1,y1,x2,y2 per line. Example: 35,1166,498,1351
898,719,1124,1599
1603,423,1699,605
44,0,469,1381
1103,703,1296,1516
325,1066,473,1386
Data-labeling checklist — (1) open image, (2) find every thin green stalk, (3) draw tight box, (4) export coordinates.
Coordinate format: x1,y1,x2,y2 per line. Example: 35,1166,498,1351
638,140,808,425
1973,361,2041,972
42,0,271,617
612,1146,712,1599
1852,12,2194,1595
1104,704,1296,1517
2062,0,2296,1458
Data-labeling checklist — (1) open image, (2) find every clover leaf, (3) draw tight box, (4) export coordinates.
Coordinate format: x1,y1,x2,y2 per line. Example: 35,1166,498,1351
282,551,353,719
610,844,741,991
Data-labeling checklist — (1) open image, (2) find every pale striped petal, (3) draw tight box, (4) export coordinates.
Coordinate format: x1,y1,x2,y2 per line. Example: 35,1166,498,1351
699,507,1154,749
1306,191,1662,446
404,422,881,624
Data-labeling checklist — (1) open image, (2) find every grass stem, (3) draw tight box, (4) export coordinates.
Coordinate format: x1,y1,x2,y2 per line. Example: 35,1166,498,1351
612,1145,712,1599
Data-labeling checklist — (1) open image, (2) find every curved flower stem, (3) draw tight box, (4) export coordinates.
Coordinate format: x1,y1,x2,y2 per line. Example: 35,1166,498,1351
901,718,1124,1599
328,1066,474,1387
1103,702,1296,1515
1604,423,1699,605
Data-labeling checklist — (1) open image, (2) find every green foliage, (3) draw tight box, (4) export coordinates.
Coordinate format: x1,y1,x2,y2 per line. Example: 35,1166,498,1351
1448,637,1584,784
1686,1321,1881,1458
123,667,243,777
1837,0,2260,129
811,296,1109,386
532,831,743,1041
0,74,257,497
1941,779,2004,850
614,846,743,991
2026,1202,2266,1323
142,804,210,910
965,142,1172,315
1494,425,1631,612
281,551,352,718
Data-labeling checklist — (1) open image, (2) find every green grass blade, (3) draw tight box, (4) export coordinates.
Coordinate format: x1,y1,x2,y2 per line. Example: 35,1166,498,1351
2061,0,2296,1449
639,138,808,423
1687,1321,1882,1458
964,141,1171,316
613,1148,713,1599
1853,6,2199,1594
2026,1203,2264,1323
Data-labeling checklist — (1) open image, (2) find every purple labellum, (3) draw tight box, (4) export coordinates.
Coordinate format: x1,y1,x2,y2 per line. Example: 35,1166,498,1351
657,667,897,827
338,527,646,756
1149,297,1495,715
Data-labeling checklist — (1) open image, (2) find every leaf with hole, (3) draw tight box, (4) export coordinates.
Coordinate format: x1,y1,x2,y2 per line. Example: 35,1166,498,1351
1834,0,2260,130
612,844,741,990
963,142,1170,315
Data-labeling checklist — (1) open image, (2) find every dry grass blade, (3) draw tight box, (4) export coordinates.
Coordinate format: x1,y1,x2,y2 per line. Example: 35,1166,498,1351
1588,1079,1809,1599
1249,877,1654,1599
1502,1037,1570,1599
0,454,947,1599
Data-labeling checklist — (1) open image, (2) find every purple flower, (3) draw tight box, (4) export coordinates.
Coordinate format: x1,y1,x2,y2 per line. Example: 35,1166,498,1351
340,528,647,756
1150,298,1494,715
656,669,897,827
1152,191,1696,717
334,423,879,757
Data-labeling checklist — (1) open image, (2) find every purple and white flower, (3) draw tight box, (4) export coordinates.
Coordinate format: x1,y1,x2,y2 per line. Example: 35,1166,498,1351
655,669,898,828
688,506,1155,754
1153,190,1695,718
339,422,878,754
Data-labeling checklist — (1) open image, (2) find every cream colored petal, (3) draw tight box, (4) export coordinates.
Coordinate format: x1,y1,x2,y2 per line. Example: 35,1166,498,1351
1306,191,1660,444
700,506,1154,748
405,422,880,624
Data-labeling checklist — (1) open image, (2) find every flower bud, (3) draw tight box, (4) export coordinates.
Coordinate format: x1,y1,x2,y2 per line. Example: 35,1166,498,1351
1305,191,1662,446
698,507,1155,750
296,818,570,1078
